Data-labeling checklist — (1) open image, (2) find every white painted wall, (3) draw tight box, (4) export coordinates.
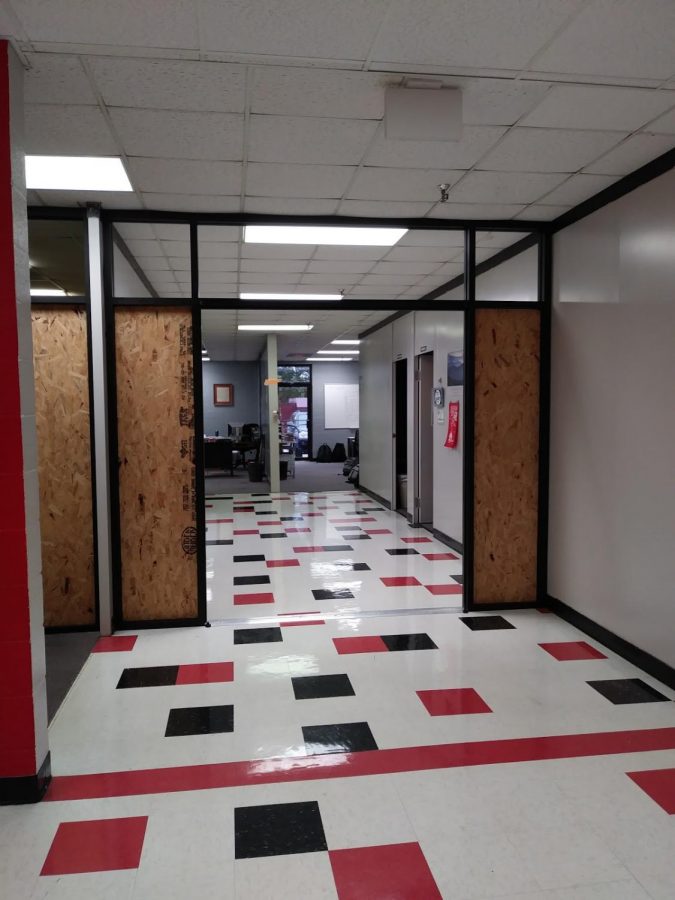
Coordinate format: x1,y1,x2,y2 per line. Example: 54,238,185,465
359,323,393,504
476,244,538,302
550,167,675,668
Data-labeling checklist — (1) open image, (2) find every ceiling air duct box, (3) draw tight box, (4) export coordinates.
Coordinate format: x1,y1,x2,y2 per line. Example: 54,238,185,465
384,84,462,142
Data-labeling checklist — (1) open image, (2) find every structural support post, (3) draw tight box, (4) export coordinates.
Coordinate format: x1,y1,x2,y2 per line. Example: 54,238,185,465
87,208,113,635
266,334,280,494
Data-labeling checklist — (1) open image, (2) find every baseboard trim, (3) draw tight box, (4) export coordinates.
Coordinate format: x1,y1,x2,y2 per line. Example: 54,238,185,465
469,601,538,612
430,528,463,555
358,486,392,509
0,752,51,805
547,595,675,691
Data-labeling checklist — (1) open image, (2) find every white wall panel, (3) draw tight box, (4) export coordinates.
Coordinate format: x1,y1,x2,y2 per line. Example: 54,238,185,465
359,324,392,504
432,312,464,544
550,166,675,667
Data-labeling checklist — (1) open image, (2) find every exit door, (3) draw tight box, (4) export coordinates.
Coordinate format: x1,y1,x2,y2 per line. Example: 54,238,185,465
414,351,434,525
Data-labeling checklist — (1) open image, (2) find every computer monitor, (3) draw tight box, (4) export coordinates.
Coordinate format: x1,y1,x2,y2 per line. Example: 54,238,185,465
228,423,243,438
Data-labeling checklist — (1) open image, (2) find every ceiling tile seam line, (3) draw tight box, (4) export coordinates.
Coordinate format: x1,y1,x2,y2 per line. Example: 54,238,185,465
517,0,596,77
77,54,147,212
235,65,253,302
2,0,31,47
361,0,398,73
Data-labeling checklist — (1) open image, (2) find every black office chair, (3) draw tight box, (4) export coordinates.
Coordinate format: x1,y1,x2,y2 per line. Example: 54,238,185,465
203,439,234,476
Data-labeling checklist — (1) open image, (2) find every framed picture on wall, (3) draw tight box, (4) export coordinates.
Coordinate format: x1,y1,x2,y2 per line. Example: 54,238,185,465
213,383,234,407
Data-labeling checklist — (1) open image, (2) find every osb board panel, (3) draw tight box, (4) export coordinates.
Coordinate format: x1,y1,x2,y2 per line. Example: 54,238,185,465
115,308,197,621
474,308,540,605
32,306,95,627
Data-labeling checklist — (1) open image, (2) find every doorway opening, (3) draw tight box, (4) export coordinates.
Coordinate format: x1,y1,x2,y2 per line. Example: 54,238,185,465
415,351,435,527
394,357,408,516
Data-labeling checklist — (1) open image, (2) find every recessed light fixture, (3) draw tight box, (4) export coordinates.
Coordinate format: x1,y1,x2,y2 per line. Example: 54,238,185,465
25,155,133,191
238,324,314,332
306,357,353,362
30,287,66,297
316,349,359,355
244,225,407,247
331,339,360,345
240,292,342,301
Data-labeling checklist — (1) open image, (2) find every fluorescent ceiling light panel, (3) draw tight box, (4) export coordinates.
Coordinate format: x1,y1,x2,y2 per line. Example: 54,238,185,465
240,292,342,301
30,287,66,296
331,339,360,345
316,349,359,355
25,155,133,191
238,324,314,332
202,357,211,362
307,357,353,362
244,225,407,246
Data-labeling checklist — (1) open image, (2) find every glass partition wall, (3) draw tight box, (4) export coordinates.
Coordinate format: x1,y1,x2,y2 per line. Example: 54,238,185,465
94,214,548,626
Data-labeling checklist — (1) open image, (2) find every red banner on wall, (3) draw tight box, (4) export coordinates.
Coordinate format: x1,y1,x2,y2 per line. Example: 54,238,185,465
445,401,459,448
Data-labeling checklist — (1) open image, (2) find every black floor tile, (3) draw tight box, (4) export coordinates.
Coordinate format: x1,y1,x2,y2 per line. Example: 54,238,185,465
380,633,438,652
250,493,270,497
255,510,280,516
587,678,670,705
205,495,232,499
259,532,287,539
386,548,419,556
206,539,233,546
302,721,378,755
361,507,385,512
280,516,303,521
233,506,255,512
165,704,234,737
292,673,355,700
331,561,371,571
233,574,271,586
233,554,266,563
234,801,327,859
451,575,464,584
234,627,283,645
339,534,371,540
312,588,355,601
321,545,354,552
460,616,515,631
334,525,360,531
116,665,179,689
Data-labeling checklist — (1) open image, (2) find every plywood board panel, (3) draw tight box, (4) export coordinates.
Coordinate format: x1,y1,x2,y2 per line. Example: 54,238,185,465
115,308,197,621
474,308,540,604
32,306,96,627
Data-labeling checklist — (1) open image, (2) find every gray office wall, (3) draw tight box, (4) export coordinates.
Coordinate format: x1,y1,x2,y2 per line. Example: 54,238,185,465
202,361,260,435
550,166,675,668
310,361,359,458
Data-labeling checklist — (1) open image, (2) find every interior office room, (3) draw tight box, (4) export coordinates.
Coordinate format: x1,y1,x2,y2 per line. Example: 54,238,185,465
2,3,675,899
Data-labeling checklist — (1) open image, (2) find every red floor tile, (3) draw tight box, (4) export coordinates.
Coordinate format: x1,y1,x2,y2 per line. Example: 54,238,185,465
422,552,458,561
294,545,324,553
417,688,492,716
304,512,323,517
381,576,421,587
286,527,311,533
329,842,441,900
234,592,275,605
258,520,282,526
176,662,234,685
627,767,675,814
539,641,607,661
279,611,326,627
40,816,148,876
333,636,388,654
425,583,463,596
401,536,432,544
91,636,137,653
365,529,391,535
266,559,300,568
207,518,233,524
234,529,259,536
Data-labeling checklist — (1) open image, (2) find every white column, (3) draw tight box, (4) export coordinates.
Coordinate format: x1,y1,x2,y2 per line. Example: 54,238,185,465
266,334,280,493
87,209,113,635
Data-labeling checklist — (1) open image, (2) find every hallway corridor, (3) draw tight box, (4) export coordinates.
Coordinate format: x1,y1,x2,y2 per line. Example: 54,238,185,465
1,492,674,899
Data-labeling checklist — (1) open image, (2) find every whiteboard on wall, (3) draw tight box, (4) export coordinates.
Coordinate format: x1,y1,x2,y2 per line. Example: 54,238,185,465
324,383,359,429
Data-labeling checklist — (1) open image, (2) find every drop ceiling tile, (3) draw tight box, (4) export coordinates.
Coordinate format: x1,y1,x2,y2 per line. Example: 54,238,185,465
40,190,143,209
198,258,238,273
200,242,239,259
427,202,525,219
246,163,354,198
385,245,457,262
447,170,567,204
300,273,360,285
359,273,418,286
251,67,387,119
127,157,242,194
115,223,156,240
249,115,378,165
535,173,617,206
533,0,675,81
199,226,240,242
397,229,465,247
371,0,585,69
152,225,191,241
305,260,373,275
89,57,245,112
199,271,240,284
241,259,307,274
337,200,434,217
134,256,170,271
647,106,675,134
515,204,570,221
347,167,464,202
124,239,164,257
17,0,199,48
161,240,190,257
371,261,438,276
141,193,241,212
238,282,304,293
242,245,314,260
244,197,339,215
239,273,302,284
24,53,97,105
313,246,389,261
199,0,390,59
521,84,675,132
24,104,118,154
110,109,244,160
365,125,507,169
584,133,675,175
477,127,624,174
456,77,551,126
